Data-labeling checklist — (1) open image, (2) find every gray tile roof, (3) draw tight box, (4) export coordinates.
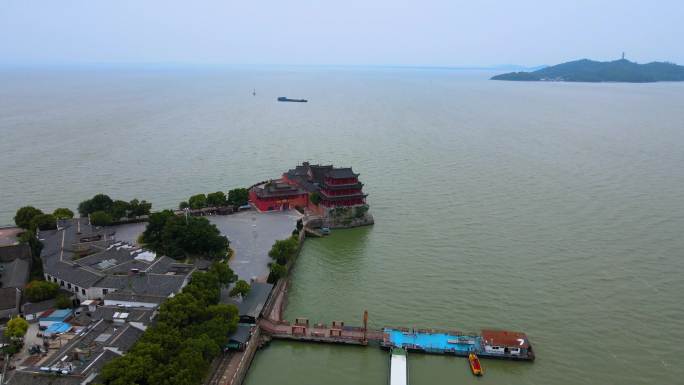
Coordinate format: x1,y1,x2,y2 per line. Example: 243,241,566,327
96,273,186,297
229,324,252,344
0,257,30,288
0,287,20,311
236,282,273,320
46,261,104,288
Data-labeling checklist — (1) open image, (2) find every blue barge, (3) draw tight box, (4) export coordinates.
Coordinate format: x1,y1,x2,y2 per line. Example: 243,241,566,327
381,328,534,361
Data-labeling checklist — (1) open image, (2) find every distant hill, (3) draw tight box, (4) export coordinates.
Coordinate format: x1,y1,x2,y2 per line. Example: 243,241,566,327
491,59,684,83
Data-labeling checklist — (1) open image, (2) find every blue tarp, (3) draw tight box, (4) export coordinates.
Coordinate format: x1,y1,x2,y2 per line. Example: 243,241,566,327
40,309,72,322
45,322,71,335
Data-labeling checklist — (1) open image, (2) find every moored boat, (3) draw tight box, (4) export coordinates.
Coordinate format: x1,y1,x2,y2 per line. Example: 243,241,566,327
468,353,483,376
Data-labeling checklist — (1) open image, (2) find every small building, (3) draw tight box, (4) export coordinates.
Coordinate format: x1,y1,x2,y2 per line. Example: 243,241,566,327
235,282,273,324
225,324,252,351
481,329,531,357
38,308,72,328
249,180,308,212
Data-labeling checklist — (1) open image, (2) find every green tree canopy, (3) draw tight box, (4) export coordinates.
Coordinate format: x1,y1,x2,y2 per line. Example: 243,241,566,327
268,236,299,265
78,194,113,216
128,199,152,217
6,317,29,339
141,212,229,260
206,191,227,207
229,280,251,298
179,201,190,210
268,263,288,283
110,200,131,220
141,210,176,252
309,191,321,205
228,188,249,206
90,211,113,226
188,194,207,209
29,213,57,231
24,280,59,302
52,207,74,219
14,206,43,229
56,294,71,309
18,230,44,279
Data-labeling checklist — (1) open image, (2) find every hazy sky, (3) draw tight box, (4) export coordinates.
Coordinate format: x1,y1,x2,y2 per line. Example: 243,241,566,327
1,0,682,67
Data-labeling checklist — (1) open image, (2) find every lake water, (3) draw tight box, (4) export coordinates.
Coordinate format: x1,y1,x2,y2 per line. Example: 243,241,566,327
1,67,683,384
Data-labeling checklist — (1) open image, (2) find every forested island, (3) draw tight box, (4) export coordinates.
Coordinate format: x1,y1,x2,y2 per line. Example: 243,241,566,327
491,58,684,83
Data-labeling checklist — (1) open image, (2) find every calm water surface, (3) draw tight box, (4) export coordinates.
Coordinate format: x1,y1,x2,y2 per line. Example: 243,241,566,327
1,68,683,384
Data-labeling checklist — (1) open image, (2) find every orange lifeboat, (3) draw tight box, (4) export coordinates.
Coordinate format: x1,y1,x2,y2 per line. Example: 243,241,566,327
468,353,483,376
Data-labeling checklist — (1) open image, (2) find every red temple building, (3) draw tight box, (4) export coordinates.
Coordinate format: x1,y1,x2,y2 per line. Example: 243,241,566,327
248,180,308,212
250,162,368,214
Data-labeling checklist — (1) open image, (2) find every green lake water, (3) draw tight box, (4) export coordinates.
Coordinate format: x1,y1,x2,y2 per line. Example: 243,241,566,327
1,68,683,384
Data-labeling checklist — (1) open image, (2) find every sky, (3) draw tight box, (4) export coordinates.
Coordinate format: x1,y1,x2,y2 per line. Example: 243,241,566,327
1,0,682,67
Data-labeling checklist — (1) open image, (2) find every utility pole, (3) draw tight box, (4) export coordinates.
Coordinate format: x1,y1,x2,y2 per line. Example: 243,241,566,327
363,310,368,343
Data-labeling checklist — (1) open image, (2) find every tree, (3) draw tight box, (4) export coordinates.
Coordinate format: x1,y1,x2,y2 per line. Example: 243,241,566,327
206,191,227,207
268,237,299,265
29,213,57,231
56,294,71,309
78,194,113,216
229,280,251,299
268,263,288,283
160,216,229,260
188,194,207,209
110,200,131,220
227,188,249,207
141,210,176,252
18,230,44,280
129,199,152,217
14,206,43,229
24,280,59,302
309,192,321,205
52,207,74,219
90,211,113,226
179,201,190,210
142,212,229,260
6,317,29,339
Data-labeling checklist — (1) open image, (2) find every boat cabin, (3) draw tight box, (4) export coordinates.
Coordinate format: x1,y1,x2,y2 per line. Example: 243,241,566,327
480,330,530,356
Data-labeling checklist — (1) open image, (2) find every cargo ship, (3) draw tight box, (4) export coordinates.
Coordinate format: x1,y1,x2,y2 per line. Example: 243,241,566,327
277,96,308,103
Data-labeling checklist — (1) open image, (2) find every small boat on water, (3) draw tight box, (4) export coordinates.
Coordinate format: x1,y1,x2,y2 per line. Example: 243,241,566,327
468,353,483,376
278,96,308,103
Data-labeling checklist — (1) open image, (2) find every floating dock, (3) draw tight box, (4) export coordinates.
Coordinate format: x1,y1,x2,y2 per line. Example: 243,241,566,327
382,328,534,361
389,348,408,385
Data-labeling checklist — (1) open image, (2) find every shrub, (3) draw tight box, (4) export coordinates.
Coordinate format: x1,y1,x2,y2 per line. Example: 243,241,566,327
188,194,208,209
90,211,113,226
24,280,59,302
29,213,57,231
56,294,72,309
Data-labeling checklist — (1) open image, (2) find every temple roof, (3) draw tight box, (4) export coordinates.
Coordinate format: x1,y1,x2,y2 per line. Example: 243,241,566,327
253,180,307,199
322,182,363,190
319,191,368,200
326,168,359,179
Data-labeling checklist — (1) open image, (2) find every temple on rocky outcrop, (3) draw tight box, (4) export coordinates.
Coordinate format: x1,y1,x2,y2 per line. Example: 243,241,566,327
249,162,373,228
